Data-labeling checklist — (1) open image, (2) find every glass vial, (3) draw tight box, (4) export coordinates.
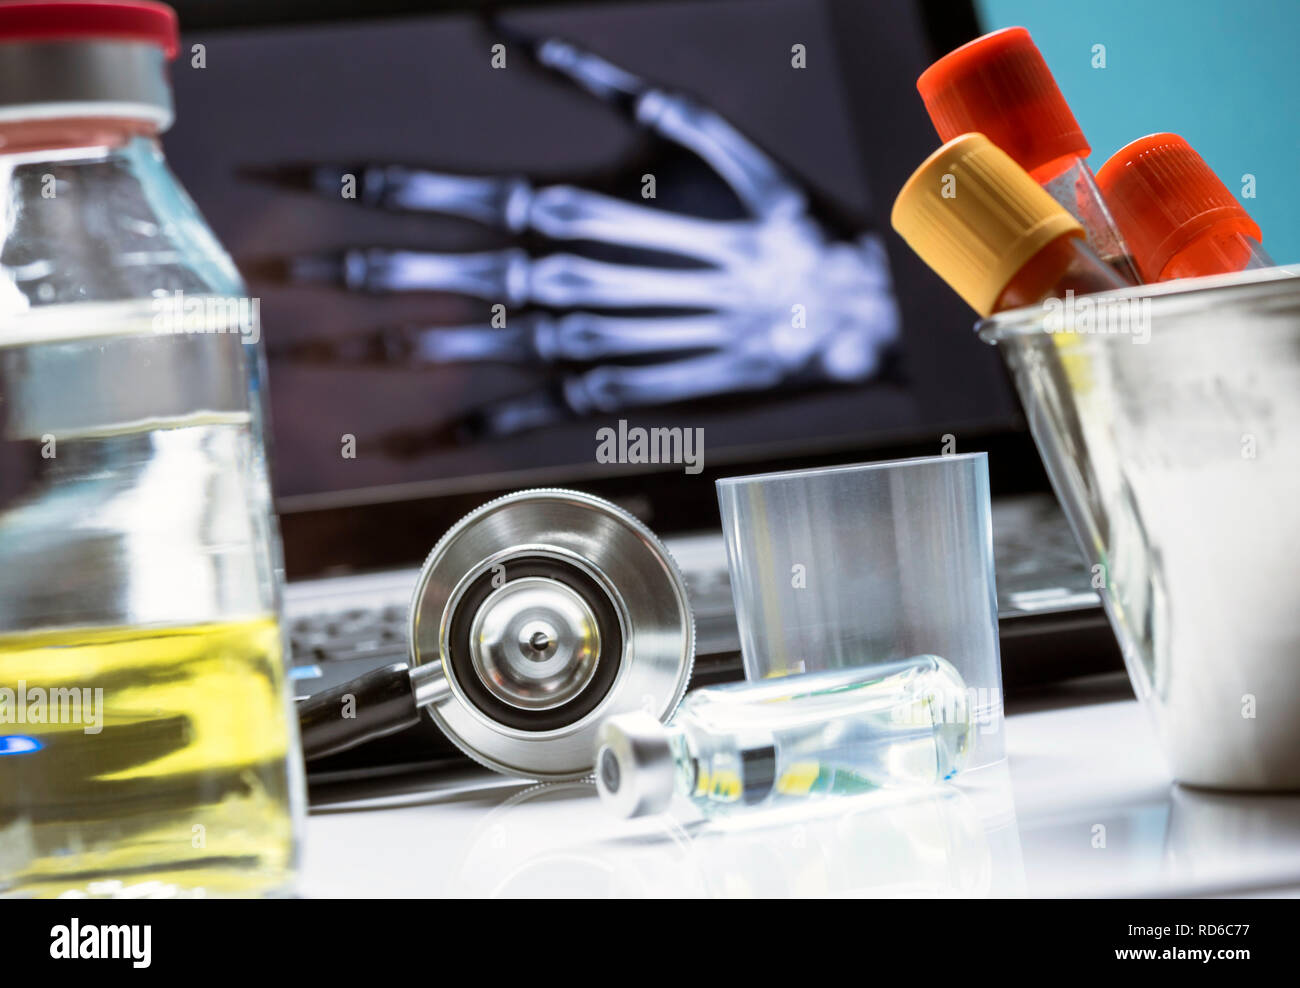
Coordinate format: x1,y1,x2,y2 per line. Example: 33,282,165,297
595,655,972,818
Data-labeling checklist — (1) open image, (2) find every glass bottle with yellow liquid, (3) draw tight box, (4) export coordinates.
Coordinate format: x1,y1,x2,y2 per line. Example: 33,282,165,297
0,2,303,897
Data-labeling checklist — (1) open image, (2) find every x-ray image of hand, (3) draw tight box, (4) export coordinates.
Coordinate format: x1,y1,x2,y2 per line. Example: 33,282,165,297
249,30,901,449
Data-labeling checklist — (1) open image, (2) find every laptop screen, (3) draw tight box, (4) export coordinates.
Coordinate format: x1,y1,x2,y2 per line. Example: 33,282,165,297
162,0,1015,518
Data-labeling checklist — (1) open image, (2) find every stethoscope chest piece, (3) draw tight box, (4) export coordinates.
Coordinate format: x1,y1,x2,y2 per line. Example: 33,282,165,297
409,489,695,780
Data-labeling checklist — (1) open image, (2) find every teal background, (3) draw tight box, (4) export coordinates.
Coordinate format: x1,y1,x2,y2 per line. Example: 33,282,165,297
974,0,1299,264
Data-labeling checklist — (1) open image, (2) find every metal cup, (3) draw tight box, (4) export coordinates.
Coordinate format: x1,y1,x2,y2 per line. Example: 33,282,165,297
981,268,1300,789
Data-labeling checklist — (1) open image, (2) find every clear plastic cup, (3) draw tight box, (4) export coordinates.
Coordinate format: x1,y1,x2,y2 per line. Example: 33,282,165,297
716,453,1005,767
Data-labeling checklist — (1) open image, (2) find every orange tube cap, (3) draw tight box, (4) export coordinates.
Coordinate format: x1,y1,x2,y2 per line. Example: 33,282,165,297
891,133,1083,316
1096,133,1261,281
917,27,1088,179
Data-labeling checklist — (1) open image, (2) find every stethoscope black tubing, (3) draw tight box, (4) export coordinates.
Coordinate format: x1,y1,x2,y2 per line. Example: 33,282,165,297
296,662,421,761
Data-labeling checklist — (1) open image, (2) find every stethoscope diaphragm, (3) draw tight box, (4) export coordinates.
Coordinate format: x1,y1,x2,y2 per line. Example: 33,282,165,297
297,489,695,781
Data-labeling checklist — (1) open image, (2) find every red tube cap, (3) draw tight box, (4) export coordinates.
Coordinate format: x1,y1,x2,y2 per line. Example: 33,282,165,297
1096,133,1261,281
917,27,1088,179
0,1,178,60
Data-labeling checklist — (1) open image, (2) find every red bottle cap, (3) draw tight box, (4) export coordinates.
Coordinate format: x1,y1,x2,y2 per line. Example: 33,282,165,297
917,27,1088,179
0,1,178,60
1096,133,1261,281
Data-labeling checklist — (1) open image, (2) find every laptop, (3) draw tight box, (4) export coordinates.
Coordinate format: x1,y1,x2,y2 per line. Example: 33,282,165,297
163,0,1121,784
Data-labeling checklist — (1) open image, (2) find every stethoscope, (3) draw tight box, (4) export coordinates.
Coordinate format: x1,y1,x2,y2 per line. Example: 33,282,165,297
296,489,695,781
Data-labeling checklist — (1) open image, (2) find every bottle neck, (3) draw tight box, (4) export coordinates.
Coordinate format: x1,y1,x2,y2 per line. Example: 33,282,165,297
0,116,160,155
0,110,244,318
0,37,174,136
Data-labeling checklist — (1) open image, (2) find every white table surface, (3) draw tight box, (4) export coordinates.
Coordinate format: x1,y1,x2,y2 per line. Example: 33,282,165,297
301,680,1300,898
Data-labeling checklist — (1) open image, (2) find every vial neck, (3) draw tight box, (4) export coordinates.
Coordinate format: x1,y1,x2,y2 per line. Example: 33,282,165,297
666,725,699,797
0,116,161,155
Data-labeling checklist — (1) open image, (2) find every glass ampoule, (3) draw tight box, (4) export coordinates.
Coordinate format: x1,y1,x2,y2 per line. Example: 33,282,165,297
595,655,971,818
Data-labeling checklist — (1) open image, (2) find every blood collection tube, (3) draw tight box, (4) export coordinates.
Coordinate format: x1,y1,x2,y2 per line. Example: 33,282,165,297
890,134,1128,317
1095,133,1273,282
917,26,1141,284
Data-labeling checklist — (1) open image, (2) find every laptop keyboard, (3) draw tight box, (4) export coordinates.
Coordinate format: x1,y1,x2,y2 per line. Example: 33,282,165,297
990,496,1100,616
289,605,409,666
